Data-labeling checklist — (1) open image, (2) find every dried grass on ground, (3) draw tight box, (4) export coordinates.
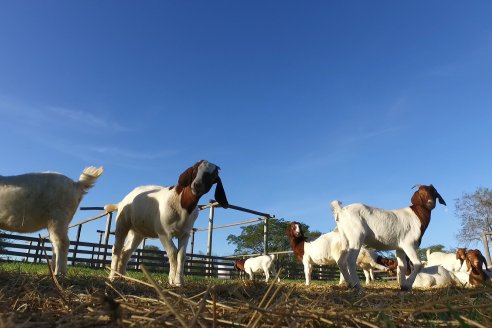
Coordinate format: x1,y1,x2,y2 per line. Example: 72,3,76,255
0,264,491,327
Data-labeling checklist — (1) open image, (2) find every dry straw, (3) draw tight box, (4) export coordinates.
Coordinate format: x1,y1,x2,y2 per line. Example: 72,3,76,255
0,263,491,327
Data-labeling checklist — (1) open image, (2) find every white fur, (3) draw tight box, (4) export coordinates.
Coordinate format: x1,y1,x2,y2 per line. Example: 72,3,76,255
291,227,386,285
425,249,466,272
107,161,222,287
411,265,460,288
243,254,279,282
331,200,428,290
0,166,103,275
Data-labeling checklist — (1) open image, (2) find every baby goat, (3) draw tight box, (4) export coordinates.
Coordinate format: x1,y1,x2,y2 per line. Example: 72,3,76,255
465,249,490,286
426,248,467,272
106,160,228,287
0,166,103,275
331,184,446,290
285,222,386,285
236,255,279,282
411,265,460,288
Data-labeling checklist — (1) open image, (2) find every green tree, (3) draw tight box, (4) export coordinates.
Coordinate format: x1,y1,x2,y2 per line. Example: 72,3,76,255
226,218,321,255
418,244,446,261
455,187,492,245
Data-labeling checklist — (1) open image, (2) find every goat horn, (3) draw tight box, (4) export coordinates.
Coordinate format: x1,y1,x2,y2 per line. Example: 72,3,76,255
411,184,422,189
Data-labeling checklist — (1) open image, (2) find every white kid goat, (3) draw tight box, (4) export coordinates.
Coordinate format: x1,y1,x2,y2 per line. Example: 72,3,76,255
235,255,279,282
425,248,467,272
411,265,460,288
105,160,228,286
0,166,103,275
285,222,387,285
331,184,446,290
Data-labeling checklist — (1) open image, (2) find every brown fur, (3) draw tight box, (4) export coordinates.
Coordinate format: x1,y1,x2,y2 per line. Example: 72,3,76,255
456,248,467,267
234,259,245,271
285,222,306,262
174,160,227,213
465,249,489,286
409,185,446,246
376,256,411,276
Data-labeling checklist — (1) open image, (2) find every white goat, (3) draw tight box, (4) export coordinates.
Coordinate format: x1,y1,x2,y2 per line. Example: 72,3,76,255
242,254,279,282
285,222,387,285
426,248,467,272
106,160,228,286
331,184,446,290
0,166,103,275
411,265,460,288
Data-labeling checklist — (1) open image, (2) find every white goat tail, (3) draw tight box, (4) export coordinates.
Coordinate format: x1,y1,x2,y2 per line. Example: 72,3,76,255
330,200,343,221
104,204,119,213
78,166,104,193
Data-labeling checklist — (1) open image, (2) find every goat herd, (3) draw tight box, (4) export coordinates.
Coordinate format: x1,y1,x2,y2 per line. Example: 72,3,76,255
0,160,490,292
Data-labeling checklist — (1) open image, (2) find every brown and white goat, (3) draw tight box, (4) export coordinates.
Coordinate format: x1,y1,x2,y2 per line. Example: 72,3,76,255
332,184,446,290
425,248,467,272
465,249,490,286
106,160,228,286
286,222,386,285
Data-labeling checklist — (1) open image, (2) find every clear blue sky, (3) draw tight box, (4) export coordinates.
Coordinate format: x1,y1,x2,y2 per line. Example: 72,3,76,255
1,2,491,256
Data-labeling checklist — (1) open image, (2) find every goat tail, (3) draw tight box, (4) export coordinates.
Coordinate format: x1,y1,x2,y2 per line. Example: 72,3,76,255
78,166,104,194
104,204,119,213
330,200,343,222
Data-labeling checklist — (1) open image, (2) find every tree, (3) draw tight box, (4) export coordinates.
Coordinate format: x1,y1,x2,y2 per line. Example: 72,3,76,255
226,218,321,255
455,187,492,245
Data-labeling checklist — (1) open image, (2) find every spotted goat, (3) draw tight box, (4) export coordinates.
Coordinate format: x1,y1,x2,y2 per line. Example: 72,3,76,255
105,160,228,286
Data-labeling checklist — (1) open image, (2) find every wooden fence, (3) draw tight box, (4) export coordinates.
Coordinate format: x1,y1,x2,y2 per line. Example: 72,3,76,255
0,232,355,281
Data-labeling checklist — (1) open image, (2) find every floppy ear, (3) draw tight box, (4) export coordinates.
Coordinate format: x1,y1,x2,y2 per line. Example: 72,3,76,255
214,177,229,208
430,185,446,206
411,189,423,206
178,166,195,187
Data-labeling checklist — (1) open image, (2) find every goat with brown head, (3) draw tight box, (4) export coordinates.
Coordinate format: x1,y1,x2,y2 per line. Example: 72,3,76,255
177,160,229,213
465,249,489,286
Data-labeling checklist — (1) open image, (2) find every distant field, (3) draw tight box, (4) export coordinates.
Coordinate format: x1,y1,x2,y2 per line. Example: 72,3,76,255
0,262,491,327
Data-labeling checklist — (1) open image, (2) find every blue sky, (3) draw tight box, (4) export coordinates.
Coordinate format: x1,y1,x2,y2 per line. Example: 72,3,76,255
1,1,491,256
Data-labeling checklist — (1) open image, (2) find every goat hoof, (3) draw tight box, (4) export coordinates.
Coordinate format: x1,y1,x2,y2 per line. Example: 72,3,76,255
400,286,410,292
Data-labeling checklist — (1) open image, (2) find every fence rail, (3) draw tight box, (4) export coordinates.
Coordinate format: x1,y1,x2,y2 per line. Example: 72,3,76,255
0,233,389,282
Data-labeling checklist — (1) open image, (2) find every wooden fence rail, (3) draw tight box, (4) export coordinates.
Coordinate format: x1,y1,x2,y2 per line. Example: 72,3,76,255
0,233,376,282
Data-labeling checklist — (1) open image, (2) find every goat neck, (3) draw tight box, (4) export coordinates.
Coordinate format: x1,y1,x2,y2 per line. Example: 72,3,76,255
409,185,444,245
286,222,307,262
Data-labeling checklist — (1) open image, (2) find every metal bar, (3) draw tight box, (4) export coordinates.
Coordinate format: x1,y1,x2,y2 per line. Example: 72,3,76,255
101,212,113,268
189,229,196,273
72,224,83,266
263,216,268,255
41,211,109,239
198,202,273,218
206,203,214,257
194,217,264,232
80,206,105,211
25,241,33,262
482,232,492,267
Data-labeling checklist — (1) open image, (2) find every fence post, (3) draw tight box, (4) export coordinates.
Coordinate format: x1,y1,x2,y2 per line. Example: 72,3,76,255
263,217,268,254
72,224,83,266
101,212,113,268
189,228,196,273
207,200,215,277
482,232,492,267
94,231,103,268
25,241,33,262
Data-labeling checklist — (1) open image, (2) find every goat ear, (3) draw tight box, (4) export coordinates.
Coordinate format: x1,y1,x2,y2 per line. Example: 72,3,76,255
430,185,446,206
214,177,229,208
411,189,423,206
178,166,195,187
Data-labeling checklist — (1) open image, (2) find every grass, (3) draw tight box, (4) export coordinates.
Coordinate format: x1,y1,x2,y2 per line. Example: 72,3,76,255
0,261,491,327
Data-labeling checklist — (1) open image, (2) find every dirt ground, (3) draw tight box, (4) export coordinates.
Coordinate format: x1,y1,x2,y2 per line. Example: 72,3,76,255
0,267,491,328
